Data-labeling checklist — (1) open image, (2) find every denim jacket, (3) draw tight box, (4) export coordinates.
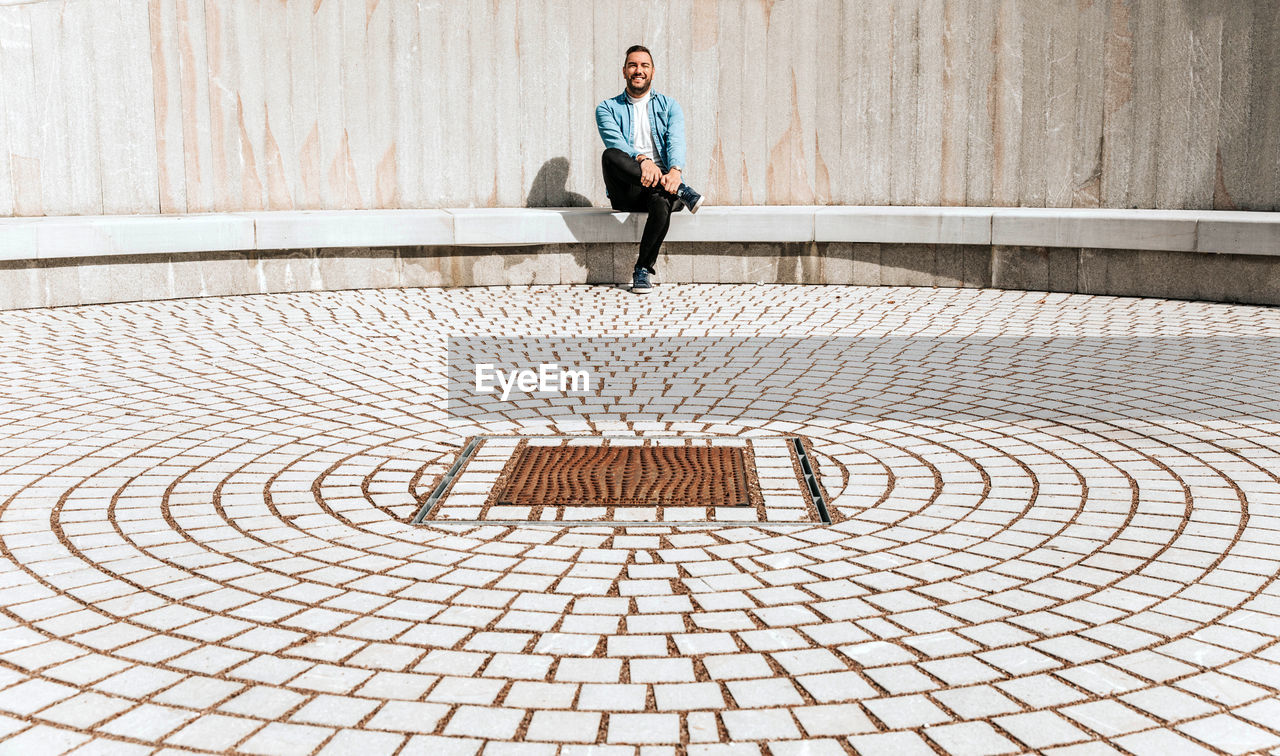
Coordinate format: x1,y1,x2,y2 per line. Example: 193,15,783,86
595,91,687,176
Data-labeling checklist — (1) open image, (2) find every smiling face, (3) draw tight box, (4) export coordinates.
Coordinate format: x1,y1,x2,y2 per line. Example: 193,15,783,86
624,50,654,97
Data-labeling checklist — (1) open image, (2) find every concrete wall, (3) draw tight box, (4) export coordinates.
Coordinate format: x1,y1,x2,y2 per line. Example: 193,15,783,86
1,0,1277,217
4,243,1279,311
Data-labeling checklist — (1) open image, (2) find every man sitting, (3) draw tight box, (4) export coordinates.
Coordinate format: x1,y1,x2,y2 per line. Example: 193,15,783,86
596,44,704,294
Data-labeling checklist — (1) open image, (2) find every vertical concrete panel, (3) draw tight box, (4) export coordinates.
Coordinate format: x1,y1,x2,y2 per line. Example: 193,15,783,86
567,0,600,206
37,260,85,308
813,0,839,204
963,0,996,206
1156,1,1192,209
837,0,867,204
990,0,1022,207
0,6,38,216
1126,0,1160,208
203,0,234,210
863,2,893,204
881,243,934,287
0,26,11,217
935,243,964,287
686,0,718,201
1213,3,1251,210
1044,3,1079,207
1266,10,1280,212
664,0,693,170
711,0,742,203
367,1,398,208
1071,0,1105,208
69,2,107,214
516,0,546,206
417,1,445,210
33,2,101,215
791,0,817,204
1101,0,1133,208
1047,247,1079,292
312,0,347,208
389,1,422,208
640,0,668,54
992,246,1048,290
0,262,43,310
763,0,792,203
494,1,523,206
939,0,970,206
740,0,767,204
1016,3,1048,207
287,0,319,209
1183,7,1222,212
260,0,296,210
819,243,880,283
175,0,214,212
538,0,569,206
340,0,371,208
235,1,266,211
1244,3,1280,211
150,0,188,213
591,0,621,205
914,0,944,206
889,0,919,205
120,0,160,214
962,246,991,288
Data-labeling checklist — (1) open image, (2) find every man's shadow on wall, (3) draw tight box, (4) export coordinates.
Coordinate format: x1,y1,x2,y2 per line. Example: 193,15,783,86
526,157,592,208
523,157,635,285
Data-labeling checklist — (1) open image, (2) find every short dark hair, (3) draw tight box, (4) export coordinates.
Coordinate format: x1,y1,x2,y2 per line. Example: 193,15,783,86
625,45,653,65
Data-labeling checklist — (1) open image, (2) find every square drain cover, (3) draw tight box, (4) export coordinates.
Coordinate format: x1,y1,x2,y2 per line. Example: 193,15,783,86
414,436,830,524
496,444,750,507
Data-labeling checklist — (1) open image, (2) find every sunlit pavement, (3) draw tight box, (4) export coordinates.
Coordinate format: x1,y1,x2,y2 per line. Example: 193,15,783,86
1,284,1279,755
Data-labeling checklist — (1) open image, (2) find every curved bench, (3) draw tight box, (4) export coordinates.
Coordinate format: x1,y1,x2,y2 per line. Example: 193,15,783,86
1,207,1277,309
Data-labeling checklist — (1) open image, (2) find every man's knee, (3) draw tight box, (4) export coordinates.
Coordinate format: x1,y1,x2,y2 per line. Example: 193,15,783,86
602,148,628,170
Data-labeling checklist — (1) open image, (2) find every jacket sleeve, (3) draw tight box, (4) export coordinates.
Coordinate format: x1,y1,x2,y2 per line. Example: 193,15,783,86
596,102,637,158
665,98,687,172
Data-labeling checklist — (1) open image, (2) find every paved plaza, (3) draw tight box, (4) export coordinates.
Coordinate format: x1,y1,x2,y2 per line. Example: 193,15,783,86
1,283,1280,755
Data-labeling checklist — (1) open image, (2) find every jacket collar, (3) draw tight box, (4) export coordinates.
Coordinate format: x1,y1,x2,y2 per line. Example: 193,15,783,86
616,90,661,105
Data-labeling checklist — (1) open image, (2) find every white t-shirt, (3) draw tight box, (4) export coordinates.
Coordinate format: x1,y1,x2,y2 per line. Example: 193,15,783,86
626,91,654,160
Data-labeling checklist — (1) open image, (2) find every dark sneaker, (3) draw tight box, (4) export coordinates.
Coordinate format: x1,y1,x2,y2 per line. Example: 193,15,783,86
677,184,704,214
631,268,653,294
647,267,660,286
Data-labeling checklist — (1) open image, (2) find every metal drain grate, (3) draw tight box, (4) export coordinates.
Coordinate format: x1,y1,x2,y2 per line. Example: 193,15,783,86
495,444,750,507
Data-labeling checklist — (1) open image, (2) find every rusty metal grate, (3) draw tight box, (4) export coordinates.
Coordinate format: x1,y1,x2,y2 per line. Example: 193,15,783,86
495,444,751,507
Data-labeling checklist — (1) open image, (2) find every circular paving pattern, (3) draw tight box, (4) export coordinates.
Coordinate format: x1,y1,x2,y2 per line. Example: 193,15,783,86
1,284,1279,755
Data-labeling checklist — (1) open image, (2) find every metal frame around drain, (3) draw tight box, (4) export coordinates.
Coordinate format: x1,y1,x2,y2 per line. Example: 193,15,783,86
793,436,832,524
411,437,481,524
412,434,832,525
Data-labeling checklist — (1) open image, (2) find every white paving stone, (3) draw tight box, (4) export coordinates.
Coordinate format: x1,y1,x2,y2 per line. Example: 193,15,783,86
0,284,1277,753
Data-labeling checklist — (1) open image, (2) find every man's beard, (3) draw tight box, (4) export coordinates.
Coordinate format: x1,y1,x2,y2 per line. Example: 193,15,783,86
627,78,651,96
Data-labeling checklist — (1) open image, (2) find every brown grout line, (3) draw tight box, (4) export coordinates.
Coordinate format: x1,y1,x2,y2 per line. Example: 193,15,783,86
7,424,1280,747
778,421,1280,734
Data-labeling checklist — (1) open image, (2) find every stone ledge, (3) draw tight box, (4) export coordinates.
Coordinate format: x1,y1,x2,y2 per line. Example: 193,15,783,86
251,210,454,249
990,208,1203,251
1,206,1277,261
815,206,993,245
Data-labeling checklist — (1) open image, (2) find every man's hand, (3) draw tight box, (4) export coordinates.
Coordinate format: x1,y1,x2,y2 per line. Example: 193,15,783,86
638,156,662,188
660,169,682,194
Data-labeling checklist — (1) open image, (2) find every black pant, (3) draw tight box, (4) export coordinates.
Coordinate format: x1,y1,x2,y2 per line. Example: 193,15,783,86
601,148,681,273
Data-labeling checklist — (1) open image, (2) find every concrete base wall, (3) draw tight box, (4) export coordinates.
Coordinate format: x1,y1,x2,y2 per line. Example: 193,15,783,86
2,244,1278,311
